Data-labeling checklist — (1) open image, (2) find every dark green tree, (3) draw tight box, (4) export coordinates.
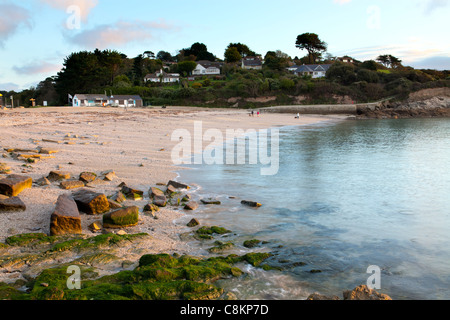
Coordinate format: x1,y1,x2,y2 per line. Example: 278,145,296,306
224,47,242,63
295,33,327,64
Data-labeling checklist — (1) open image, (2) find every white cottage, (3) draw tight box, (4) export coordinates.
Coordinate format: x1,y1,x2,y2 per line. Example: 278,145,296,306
192,61,221,76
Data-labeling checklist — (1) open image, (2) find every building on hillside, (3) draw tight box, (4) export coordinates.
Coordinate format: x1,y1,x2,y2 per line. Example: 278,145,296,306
108,95,143,108
241,56,263,70
192,60,222,76
337,56,355,64
71,94,109,107
287,64,332,78
144,69,180,83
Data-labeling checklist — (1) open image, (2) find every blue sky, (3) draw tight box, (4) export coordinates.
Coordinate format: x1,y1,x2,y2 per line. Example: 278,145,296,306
1,0,449,91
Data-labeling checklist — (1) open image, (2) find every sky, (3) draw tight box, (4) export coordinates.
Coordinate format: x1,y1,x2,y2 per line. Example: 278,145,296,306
0,0,449,91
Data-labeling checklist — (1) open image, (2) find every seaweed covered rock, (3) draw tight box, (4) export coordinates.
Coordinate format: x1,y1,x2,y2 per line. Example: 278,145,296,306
103,206,140,228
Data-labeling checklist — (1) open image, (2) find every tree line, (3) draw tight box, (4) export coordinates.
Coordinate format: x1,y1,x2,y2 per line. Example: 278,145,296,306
1,33,448,107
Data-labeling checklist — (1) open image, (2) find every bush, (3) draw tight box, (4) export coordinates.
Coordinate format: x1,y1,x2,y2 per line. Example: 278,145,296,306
192,82,203,89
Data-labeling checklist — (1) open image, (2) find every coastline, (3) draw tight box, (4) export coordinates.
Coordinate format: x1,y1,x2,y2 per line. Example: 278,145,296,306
0,106,349,288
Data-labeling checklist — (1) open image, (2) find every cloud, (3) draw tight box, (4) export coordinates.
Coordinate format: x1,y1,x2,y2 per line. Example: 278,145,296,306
0,82,20,91
13,61,62,75
40,0,98,21
0,3,33,47
64,19,177,49
411,56,450,70
424,0,449,14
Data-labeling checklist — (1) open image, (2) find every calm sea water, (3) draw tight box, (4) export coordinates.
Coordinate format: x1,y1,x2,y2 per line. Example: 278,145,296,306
178,118,450,300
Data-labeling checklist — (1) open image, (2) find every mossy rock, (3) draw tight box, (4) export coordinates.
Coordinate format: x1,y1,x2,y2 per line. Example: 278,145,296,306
0,282,25,300
208,241,234,253
195,226,231,237
243,239,262,248
5,233,57,247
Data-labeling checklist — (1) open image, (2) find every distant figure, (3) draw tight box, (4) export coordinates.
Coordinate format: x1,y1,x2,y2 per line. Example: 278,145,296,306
257,111,260,117
295,113,300,119
252,111,254,117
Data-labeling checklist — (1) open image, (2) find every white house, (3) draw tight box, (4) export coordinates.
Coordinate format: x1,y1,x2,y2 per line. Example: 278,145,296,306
71,94,109,107
144,69,180,83
288,64,332,78
107,95,143,108
192,61,221,76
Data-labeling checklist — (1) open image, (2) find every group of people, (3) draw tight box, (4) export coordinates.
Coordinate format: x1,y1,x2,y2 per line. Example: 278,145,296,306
249,110,260,117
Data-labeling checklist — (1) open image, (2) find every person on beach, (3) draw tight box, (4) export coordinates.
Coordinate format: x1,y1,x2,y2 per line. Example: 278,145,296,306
295,113,300,119
257,111,260,117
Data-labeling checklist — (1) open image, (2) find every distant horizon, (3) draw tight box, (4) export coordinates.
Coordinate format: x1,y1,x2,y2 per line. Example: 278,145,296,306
1,0,449,91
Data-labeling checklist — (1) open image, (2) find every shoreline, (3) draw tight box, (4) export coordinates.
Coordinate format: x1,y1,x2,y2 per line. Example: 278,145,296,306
0,107,346,263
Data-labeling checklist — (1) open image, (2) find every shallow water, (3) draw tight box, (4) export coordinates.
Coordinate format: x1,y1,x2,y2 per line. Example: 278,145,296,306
179,118,450,300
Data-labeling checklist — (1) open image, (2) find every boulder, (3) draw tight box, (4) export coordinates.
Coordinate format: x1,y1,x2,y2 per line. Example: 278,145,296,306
35,177,51,186
38,147,59,155
0,196,26,212
184,201,199,211
201,198,221,205
108,198,123,209
72,189,110,215
343,285,392,300
0,174,33,197
187,218,200,227
307,293,340,300
50,194,82,236
241,200,262,208
88,222,102,233
167,180,190,190
149,187,167,206
166,184,177,195
59,180,85,190
112,191,126,203
103,206,140,229
47,171,71,182
121,185,144,201
79,172,97,183
143,203,160,213
103,171,117,181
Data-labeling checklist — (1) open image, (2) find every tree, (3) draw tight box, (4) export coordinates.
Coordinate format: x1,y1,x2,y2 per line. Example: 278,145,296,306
224,47,242,63
143,51,156,59
157,51,174,62
295,33,327,64
226,43,256,57
177,61,197,76
376,55,402,69
182,42,216,61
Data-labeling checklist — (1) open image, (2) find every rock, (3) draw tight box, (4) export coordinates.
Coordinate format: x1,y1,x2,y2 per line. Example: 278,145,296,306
79,172,97,183
181,194,191,202
47,171,71,182
116,230,127,236
201,198,221,205
50,194,82,236
343,285,392,300
166,184,177,194
167,180,190,190
112,191,126,203
143,203,160,213
85,180,108,188
0,163,11,174
103,206,140,229
184,201,199,211
38,148,59,155
153,198,167,207
241,200,262,208
108,198,123,209
103,171,117,181
0,196,26,212
149,187,167,206
88,222,102,233
307,293,340,300
187,218,200,227
35,177,51,186
121,185,144,201
0,174,33,197
59,180,85,190
72,189,110,215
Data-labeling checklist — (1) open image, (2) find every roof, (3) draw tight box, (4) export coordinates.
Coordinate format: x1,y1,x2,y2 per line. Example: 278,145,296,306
196,60,223,69
242,59,262,67
74,94,108,100
292,64,332,73
144,71,180,79
109,95,142,101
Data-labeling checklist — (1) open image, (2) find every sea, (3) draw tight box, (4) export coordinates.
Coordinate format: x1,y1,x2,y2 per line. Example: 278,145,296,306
176,117,450,300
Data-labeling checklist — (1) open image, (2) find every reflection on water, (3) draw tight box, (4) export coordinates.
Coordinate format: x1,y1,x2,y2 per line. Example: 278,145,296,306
179,118,450,300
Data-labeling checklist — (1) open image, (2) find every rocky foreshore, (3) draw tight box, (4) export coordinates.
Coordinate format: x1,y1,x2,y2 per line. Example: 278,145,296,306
357,88,450,119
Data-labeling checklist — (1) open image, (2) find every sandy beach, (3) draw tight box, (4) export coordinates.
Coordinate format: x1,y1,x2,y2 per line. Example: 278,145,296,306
0,106,347,255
